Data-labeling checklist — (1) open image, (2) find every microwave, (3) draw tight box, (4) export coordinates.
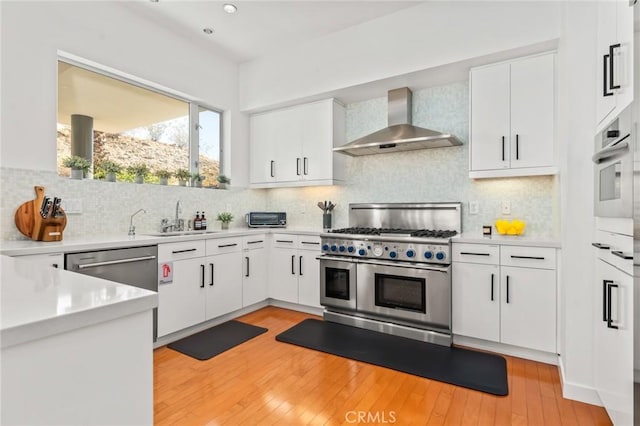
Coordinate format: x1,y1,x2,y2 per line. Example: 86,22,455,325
593,105,635,218
246,212,287,228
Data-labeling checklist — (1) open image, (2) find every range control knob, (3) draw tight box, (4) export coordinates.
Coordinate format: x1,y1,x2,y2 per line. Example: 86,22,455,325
436,251,446,261
406,249,415,258
339,246,346,252
389,251,397,259
358,248,367,256
322,244,329,251
330,245,337,252
347,246,355,253
373,246,384,256
424,251,433,259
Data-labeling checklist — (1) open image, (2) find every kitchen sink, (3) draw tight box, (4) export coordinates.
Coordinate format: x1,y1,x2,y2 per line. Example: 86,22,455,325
144,230,220,237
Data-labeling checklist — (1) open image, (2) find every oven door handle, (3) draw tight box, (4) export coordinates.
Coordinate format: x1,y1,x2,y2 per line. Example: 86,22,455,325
357,258,450,273
316,255,359,262
592,137,630,164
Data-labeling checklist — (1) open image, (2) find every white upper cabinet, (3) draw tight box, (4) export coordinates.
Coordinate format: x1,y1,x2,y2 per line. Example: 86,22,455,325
595,0,634,131
249,99,345,188
470,52,556,179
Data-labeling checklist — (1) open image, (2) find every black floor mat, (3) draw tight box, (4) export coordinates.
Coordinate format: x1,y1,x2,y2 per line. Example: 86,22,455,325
276,318,508,396
168,320,267,361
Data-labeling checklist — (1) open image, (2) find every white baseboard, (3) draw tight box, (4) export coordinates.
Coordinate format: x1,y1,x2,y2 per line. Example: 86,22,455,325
268,299,323,316
453,335,558,365
557,356,603,406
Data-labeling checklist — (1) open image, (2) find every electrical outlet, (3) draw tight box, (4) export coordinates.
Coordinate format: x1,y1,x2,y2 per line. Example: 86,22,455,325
501,200,511,215
469,201,479,215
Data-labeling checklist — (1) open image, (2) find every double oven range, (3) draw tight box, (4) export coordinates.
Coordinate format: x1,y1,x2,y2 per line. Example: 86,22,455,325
318,202,461,346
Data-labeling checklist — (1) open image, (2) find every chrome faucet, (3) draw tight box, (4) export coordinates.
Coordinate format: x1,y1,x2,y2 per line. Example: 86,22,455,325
161,201,184,233
129,208,146,236
175,200,181,225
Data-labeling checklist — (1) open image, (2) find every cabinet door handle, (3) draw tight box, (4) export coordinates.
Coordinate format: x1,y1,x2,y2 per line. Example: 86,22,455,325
270,160,275,178
506,275,510,304
490,273,494,301
303,157,309,175
515,134,519,160
276,240,294,243
172,248,197,254
609,43,621,90
247,240,263,245
299,256,303,276
611,250,633,260
200,264,205,288
218,243,237,248
245,257,250,277
301,241,320,245
460,252,490,256
501,136,505,161
510,255,545,260
296,158,301,176
209,263,214,286
291,255,296,275
592,242,611,249
603,54,614,97
607,282,619,329
602,279,611,322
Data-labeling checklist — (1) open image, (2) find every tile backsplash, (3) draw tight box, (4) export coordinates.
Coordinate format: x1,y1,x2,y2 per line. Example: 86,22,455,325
1,80,557,241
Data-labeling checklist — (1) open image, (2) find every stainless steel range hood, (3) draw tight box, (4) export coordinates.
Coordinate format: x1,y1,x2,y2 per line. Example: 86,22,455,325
333,87,462,156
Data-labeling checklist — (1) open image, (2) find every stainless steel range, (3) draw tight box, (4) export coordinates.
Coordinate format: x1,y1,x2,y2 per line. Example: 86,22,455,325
318,202,461,346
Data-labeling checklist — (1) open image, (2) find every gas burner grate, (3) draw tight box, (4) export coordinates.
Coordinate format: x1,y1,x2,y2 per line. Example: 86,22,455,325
329,227,457,238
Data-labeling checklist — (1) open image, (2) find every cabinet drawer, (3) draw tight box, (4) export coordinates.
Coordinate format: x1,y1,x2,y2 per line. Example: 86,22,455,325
206,237,241,255
501,246,556,269
594,230,633,275
158,240,205,261
273,234,297,248
243,235,266,250
452,243,499,265
298,235,321,251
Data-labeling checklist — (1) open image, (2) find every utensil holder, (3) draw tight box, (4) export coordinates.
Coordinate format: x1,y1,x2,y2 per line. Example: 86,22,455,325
323,213,332,230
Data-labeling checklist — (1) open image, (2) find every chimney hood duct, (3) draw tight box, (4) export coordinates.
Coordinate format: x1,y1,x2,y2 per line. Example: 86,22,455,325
333,87,462,156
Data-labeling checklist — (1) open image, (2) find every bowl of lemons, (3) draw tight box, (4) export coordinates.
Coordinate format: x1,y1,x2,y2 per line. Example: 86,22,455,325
494,219,526,235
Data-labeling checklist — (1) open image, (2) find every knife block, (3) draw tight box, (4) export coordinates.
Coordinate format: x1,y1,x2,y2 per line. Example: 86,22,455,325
15,186,67,242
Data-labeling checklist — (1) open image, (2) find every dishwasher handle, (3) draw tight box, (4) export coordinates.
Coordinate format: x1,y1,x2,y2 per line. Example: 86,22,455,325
76,255,157,270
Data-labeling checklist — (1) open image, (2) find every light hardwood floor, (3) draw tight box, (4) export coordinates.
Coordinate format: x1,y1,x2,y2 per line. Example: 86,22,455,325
154,307,612,425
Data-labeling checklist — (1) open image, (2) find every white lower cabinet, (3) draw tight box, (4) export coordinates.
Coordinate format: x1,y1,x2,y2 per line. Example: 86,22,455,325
204,238,242,319
594,256,633,425
15,252,64,269
242,235,268,307
157,241,207,337
452,243,557,353
269,234,322,308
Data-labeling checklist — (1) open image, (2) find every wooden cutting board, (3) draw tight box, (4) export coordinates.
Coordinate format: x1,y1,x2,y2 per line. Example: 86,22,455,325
15,186,67,241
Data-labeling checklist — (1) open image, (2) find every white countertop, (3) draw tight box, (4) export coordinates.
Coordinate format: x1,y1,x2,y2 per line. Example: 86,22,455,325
0,255,158,349
0,227,324,257
453,232,561,248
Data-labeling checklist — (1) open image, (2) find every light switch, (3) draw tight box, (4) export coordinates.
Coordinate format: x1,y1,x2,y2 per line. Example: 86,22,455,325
501,201,511,215
469,201,479,215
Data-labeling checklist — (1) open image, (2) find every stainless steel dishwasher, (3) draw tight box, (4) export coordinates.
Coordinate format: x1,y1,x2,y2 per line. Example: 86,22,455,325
65,245,158,341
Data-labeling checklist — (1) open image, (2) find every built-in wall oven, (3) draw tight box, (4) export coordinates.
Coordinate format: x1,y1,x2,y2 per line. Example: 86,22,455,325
593,105,634,217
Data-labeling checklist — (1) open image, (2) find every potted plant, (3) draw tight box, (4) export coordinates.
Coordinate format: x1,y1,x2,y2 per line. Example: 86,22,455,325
216,212,233,230
127,163,149,184
156,169,172,185
62,155,91,180
175,168,191,186
100,160,122,182
217,174,230,189
191,172,204,188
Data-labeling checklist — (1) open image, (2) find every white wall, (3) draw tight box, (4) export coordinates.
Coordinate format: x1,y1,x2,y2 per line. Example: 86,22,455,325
239,1,562,111
0,1,248,186
556,2,599,404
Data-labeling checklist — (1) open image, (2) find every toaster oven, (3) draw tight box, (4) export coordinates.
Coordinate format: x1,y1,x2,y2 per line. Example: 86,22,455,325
246,212,287,228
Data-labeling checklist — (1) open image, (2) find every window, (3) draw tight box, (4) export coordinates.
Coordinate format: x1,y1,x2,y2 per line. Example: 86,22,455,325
57,60,222,186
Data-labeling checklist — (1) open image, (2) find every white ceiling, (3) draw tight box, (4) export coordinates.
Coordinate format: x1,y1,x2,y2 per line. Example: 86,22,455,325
123,1,422,63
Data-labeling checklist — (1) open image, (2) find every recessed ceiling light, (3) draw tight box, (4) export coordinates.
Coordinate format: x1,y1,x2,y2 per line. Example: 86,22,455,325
223,4,237,14
203,28,214,35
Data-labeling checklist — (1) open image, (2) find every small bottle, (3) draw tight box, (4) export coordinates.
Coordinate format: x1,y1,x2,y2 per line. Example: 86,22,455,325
201,211,207,230
194,211,202,230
